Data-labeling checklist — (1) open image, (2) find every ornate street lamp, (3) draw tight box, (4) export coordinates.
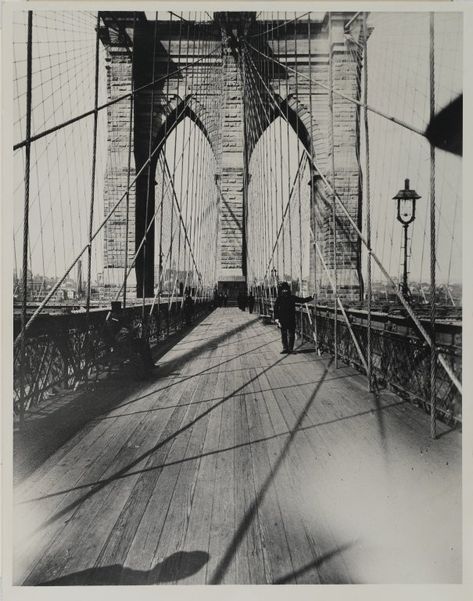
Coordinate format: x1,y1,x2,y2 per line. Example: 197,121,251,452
393,178,421,299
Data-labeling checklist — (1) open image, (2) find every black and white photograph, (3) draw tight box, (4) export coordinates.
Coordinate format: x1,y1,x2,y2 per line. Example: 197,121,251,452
2,1,470,597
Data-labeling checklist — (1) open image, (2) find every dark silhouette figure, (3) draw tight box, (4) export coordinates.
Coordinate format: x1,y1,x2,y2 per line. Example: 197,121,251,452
106,303,155,377
237,290,247,311
247,293,255,314
130,320,156,376
183,293,194,326
39,551,210,585
273,282,313,353
223,291,228,307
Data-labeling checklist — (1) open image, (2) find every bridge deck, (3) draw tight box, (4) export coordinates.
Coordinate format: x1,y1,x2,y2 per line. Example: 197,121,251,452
14,308,461,585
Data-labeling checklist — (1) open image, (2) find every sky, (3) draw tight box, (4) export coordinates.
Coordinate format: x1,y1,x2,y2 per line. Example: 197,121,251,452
12,10,463,293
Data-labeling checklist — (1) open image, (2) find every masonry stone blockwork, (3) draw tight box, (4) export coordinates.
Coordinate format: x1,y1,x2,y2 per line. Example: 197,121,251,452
99,11,364,299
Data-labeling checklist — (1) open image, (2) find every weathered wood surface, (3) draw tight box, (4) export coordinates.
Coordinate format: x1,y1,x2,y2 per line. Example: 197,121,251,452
14,308,461,585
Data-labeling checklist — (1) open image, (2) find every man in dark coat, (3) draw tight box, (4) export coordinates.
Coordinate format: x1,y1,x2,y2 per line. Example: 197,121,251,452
237,290,247,311
183,292,194,326
273,282,313,353
247,292,255,314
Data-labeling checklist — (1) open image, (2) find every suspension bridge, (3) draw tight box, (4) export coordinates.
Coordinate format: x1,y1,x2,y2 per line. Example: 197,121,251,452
11,10,462,585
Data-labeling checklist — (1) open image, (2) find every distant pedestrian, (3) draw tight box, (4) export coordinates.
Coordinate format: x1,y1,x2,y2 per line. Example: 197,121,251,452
273,282,313,354
247,292,255,314
183,292,194,326
223,291,228,307
131,320,156,374
237,290,247,311
106,304,156,378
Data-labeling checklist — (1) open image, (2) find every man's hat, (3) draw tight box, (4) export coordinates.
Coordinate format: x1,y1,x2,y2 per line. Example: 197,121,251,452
280,282,290,291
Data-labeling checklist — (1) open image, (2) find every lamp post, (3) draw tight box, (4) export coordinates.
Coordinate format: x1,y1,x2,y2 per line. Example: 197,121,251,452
393,179,421,300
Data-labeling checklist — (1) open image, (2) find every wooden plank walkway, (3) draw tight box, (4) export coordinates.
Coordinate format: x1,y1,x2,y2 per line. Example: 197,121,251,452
13,308,462,585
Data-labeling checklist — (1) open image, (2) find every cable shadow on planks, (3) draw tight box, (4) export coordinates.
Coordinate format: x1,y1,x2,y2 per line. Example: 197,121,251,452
209,358,334,584
273,543,355,584
21,399,407,505
14,312,258,484
28,338,289,536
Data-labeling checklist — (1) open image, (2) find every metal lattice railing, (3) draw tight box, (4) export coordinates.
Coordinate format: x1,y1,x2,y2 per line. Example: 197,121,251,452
258,298,461,425
13,299,213,419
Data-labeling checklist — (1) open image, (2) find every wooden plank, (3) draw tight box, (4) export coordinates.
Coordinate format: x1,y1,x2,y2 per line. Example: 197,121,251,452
87,352,219,585
115,312,227,582
13,309,462,585
106,353,222,582
257,346,353,583
230,327,268,584
142,339,227,585
237,364,294,583
17,322,220,585
249,344,324,584
204,319,239,584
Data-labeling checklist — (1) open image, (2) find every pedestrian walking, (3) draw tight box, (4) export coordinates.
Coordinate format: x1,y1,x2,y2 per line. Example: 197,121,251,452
247,292,255,314
273,282,314,354
237,290,247,311
183,292,194,326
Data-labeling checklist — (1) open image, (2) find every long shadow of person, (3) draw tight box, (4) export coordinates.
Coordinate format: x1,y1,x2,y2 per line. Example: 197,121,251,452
38,551,209,586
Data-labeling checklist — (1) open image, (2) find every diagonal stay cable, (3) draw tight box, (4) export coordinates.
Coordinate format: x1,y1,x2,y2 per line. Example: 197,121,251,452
311,226,369,374
13,45,221,151
242,48,306,280
243,42,461,395
248,12,310,38
245,40,425,137
161,154,203,283
13,91,207,344
265,153,307,277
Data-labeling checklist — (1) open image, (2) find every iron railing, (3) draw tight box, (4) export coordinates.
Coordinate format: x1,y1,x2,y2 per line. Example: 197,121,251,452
258,298,462,425
13,298,213,421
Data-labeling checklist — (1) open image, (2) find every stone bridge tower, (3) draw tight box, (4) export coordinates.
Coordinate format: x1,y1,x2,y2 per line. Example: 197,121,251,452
99,11,365,299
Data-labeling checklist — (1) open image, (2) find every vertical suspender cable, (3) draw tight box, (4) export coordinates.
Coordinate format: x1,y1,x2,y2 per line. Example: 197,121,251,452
86,13,101,316
277,20,286,280
429,12,437,439
242,27,251,291
168,16,181,302
285,13,293,286
123,13,136,309
177,15,191,299
363,12,372,390
158,12,172,319
308,12,319,353
294,13,303,297
20,10,33,427
83,12,101,386
143,14,158,313
328,12,338,368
